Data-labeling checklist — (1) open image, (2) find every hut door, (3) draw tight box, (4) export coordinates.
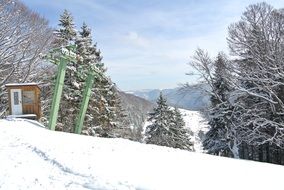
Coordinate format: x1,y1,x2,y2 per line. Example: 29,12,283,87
11,89,23,115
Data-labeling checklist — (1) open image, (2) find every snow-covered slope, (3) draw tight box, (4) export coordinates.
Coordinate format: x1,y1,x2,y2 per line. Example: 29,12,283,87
179,109,209,152
0,119,283,190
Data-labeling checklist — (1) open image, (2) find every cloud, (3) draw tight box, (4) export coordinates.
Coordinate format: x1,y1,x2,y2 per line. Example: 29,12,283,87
22,0,284,90
123,31,150,48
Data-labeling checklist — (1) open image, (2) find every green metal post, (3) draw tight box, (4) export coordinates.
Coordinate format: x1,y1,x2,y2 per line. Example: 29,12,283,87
74,72,95,134
48,57,67,130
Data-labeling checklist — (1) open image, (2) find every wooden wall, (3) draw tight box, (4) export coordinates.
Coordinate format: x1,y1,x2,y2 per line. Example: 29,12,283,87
7,85,41,120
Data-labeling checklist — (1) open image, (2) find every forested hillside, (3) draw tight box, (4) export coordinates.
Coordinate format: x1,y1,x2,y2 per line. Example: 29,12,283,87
118,91,154,141
190,2,284,165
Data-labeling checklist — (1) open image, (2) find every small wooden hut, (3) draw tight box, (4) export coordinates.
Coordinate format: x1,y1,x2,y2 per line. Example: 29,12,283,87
5,83,41,120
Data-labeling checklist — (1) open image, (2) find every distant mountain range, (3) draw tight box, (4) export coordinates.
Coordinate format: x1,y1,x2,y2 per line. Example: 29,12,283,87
126,84,210,111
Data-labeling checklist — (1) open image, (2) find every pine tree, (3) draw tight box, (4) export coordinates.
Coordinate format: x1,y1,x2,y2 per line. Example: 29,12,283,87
203,53,233,156
169,108,193,150
74,23,127,137
52,10,79,132
91,77,128,137
52,12,127,136
145,93,173,146
102,82,130,138
53,9,76,47
145,93,193,150
74,22,101,134
210,53,231,106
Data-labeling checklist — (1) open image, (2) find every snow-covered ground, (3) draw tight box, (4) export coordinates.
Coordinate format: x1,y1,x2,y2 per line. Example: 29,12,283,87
179,109,209,152
1,119,284,190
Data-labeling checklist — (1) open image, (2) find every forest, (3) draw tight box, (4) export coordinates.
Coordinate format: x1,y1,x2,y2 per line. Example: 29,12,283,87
191,2,284,165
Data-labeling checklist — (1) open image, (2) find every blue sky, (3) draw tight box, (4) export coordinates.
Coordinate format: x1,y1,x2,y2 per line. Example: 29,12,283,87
22,0,284,91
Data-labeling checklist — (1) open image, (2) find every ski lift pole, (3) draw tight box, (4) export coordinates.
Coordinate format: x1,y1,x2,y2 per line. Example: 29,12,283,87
45,45,77,130
74,71,95,134
48,57,67,130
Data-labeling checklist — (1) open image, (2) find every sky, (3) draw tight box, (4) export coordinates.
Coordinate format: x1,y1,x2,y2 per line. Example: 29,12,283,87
21,0,284,91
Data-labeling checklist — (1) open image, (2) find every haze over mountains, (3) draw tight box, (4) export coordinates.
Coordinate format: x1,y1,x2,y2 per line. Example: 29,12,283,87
127,84,210,111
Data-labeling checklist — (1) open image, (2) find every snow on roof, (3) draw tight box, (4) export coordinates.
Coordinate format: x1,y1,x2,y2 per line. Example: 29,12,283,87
0,119,283,190
5,83,39,87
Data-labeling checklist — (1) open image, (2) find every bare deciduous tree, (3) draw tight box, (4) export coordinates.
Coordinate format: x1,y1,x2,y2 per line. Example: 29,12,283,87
0,0,53,117
228,2,284,148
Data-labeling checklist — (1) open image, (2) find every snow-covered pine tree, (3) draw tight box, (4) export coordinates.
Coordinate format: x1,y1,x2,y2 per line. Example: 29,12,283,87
50,12,127,137
74,22,100,134
74,23,127,138
169,108,193,151
53,9,77,47
91,76,128,137
203,53,234,156
100,82,130,138
145,93,173,146
53,10,79,132
145,93,193,150
210,53,231,106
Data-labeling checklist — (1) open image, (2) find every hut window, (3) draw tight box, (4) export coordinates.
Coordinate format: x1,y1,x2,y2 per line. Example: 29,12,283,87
14,92,19,105
23,91,35,104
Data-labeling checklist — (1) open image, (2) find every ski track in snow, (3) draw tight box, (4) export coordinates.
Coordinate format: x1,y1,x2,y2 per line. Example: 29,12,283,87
1,118,284,190
0,120,133,190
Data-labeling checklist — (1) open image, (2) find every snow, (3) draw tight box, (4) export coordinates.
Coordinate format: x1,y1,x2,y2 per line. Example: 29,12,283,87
179,109,209,152
5,83,39,87
0,119,284,190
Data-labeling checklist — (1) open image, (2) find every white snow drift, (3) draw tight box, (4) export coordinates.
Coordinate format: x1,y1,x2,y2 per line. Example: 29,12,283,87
179,109,209,152
0,119,283,190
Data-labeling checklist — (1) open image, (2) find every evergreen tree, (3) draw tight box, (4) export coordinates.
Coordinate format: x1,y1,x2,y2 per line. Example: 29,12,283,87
145,93,173,146
145,93,193,150
52,12,127,137
74,22,102,134
75,23,127,137
100,82,130,138
91,77,128,137
210,53,231,106
53,9,76,47
169,108,193,150
203,53,233,156
51,10,79,132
